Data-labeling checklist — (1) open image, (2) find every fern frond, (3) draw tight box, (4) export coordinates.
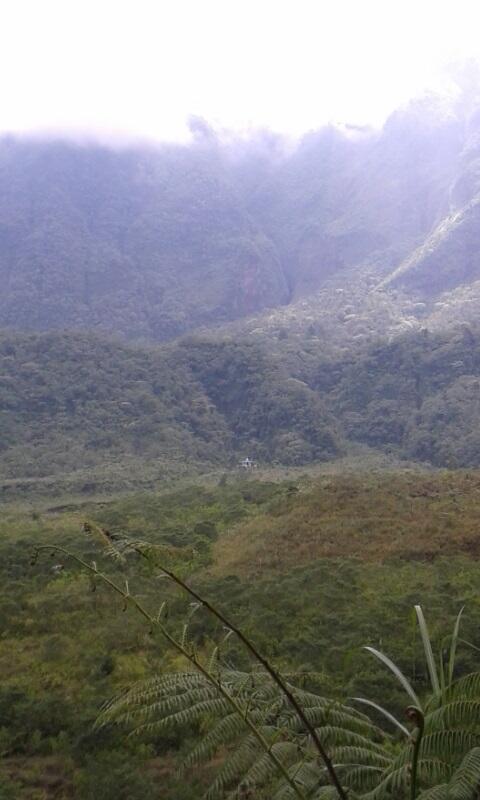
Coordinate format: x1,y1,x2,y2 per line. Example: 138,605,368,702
445,672,480,703
293,688,376,721
309,788,343,800
231,741,300,797
102,683,226,723
416,758,453,786
100,672,207,715
180,713,252,772
419,731,480,762
327,746,391,768
426,701,480,732
416,786,449,800
341,764,385,792
447,746,480,800
304,726,386,755
204,733,265,800
360,763,409,800
387,730,479,773
288,702,384,740
100,670,273,726
274,760,327,799
124,697,233,736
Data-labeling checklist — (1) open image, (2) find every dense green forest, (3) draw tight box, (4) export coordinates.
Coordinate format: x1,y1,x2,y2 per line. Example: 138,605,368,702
3,471,480,797
3,322,480,498
0,330,339,493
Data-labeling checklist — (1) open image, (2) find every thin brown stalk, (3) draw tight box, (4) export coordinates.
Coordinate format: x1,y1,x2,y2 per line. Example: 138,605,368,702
33,545,308,800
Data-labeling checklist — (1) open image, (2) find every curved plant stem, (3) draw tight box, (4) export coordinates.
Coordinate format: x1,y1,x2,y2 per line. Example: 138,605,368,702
34,545,307,800
136,547,348,800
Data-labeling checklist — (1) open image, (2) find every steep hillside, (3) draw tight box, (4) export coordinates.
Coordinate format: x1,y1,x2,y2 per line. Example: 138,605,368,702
0,89,480,343
0,137,288,340
383,195,480,299
241,94,462,298
317,323,480,467
383,99,480,299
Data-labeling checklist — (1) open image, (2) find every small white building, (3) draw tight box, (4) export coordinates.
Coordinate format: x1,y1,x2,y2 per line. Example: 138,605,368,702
239,457,256,470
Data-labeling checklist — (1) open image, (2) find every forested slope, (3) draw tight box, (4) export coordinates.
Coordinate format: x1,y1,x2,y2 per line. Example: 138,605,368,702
3,322,480,494
317,324,480,466
0,137,288,340
0,330,340,490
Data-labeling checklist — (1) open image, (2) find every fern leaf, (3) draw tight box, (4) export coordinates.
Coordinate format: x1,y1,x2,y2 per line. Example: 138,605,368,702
416,758,453,786
416,786,449,800
180,713,250,772
311,726,387,753
426,700,480,732
126,697,233,736
286,697,384,739
232,741,300,797
274,760,326,799
448,747,480,800
445,672,480,703
361,763,410,800
327,746,390,768
204,733,265,800
419,731,480,762
341,764,385,792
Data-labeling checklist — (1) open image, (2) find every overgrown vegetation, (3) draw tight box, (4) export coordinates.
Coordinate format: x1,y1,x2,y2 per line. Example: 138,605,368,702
95,579,480,800
6,84,480,799
4,472,480,796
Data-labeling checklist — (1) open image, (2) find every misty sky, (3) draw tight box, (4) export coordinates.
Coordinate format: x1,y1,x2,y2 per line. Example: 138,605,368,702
2,0,480,142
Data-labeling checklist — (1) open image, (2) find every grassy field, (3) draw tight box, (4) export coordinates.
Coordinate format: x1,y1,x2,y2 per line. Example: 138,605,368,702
3,468,480,798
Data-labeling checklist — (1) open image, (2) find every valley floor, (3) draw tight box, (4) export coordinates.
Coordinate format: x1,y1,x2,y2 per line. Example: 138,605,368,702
2,465,480,798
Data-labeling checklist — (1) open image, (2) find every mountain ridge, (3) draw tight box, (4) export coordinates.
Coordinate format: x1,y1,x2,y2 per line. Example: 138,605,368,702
1,88,480,342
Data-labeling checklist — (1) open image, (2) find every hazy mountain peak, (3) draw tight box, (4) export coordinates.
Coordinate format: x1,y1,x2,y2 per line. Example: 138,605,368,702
0,90,479,342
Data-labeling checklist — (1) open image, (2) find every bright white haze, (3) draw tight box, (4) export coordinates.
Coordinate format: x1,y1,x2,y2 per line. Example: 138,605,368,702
2,0,480,142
